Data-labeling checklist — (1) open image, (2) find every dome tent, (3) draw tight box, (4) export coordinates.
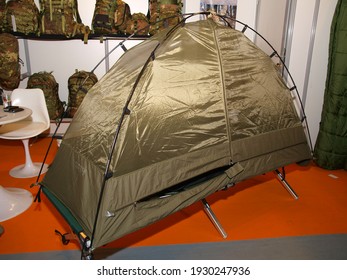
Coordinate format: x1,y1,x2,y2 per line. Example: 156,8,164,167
40,15,312,257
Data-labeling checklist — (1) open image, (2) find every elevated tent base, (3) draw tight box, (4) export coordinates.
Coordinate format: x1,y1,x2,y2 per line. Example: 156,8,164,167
36,14,312,257
40,168,298,259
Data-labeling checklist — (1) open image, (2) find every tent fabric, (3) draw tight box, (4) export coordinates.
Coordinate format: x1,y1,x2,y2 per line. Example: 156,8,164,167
314,0,347,170
41,19,311,249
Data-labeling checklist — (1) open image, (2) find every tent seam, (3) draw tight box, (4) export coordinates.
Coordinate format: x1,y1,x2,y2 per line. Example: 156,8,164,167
209,20,233,164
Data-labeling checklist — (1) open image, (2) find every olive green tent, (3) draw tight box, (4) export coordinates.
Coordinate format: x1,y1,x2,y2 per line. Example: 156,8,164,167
40,17,312,256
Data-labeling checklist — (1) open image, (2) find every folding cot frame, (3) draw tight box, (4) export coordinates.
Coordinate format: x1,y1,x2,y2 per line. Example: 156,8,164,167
36,165,299,257
30,13,313,259
38,168,298,259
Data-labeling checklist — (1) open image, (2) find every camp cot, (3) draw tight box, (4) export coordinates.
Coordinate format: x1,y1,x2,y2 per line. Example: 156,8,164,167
38,13,312,259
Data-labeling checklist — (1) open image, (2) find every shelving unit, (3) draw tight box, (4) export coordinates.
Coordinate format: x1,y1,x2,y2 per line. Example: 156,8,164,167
5,31,150,138
11,31,150,77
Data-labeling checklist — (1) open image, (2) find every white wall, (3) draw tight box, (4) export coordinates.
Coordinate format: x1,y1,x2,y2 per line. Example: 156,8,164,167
254,0,287,59
303,0,338,147
235,0,257,40
288,0,338,146
184,0,257,40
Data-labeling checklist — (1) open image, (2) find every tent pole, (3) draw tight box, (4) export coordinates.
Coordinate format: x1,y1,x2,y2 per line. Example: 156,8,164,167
274,169,298,199
201,199,227,239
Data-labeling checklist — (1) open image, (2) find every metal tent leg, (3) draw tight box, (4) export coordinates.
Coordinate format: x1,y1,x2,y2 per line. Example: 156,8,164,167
274,169,298,199
201,199,228,239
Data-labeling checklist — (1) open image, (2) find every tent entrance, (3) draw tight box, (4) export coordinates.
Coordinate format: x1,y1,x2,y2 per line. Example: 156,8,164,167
137,165,231,202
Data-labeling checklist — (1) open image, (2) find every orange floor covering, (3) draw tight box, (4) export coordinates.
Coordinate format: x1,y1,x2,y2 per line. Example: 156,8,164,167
0,137,347,255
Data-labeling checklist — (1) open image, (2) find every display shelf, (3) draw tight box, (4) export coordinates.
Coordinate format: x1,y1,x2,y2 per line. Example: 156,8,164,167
6,31,151,42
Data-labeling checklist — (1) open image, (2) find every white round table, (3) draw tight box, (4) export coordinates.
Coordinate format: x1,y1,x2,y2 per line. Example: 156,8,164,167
0,105,34,222
0,105,32,126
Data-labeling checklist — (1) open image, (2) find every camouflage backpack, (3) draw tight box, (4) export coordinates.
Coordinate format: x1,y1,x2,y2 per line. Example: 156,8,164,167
114,0,131,35
67,70,98,118
0,0,5,28
92,0,117,34
39,0,90,43
0,33,21,90
27,71,64,120
126,13,149,36
148,0,183,35
3,0,40,35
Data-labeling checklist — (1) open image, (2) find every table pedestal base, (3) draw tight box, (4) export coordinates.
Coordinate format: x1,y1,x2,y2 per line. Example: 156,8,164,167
10,163,48,179
0,186,33,222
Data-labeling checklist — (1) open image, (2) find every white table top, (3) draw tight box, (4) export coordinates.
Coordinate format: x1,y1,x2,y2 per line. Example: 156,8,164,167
0,105,32,126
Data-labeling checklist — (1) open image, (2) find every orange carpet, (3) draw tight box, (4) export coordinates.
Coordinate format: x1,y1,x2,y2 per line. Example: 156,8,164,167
1,137,347,255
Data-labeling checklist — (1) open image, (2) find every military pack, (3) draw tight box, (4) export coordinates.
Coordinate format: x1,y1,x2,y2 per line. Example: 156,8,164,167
114,0,131,34
67,70,98,118
92,0,117,34
92,0,132,35
149,0,183,35
27,71,64,120
2,0,40,35
0,0,6,28
126,12,149,36
39,0,90,42
0,33,21,90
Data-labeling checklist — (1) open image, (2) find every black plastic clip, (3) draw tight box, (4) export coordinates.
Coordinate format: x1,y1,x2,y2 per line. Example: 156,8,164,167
150,52,156,61
105,171,113,180
120,43,128,52
123,107,131,115
242,25,248,33
55,230,70,245
270,51,277,58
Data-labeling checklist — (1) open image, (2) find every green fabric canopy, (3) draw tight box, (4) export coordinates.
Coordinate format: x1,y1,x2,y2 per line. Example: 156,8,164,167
314,0,347,170
41,18,311,250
